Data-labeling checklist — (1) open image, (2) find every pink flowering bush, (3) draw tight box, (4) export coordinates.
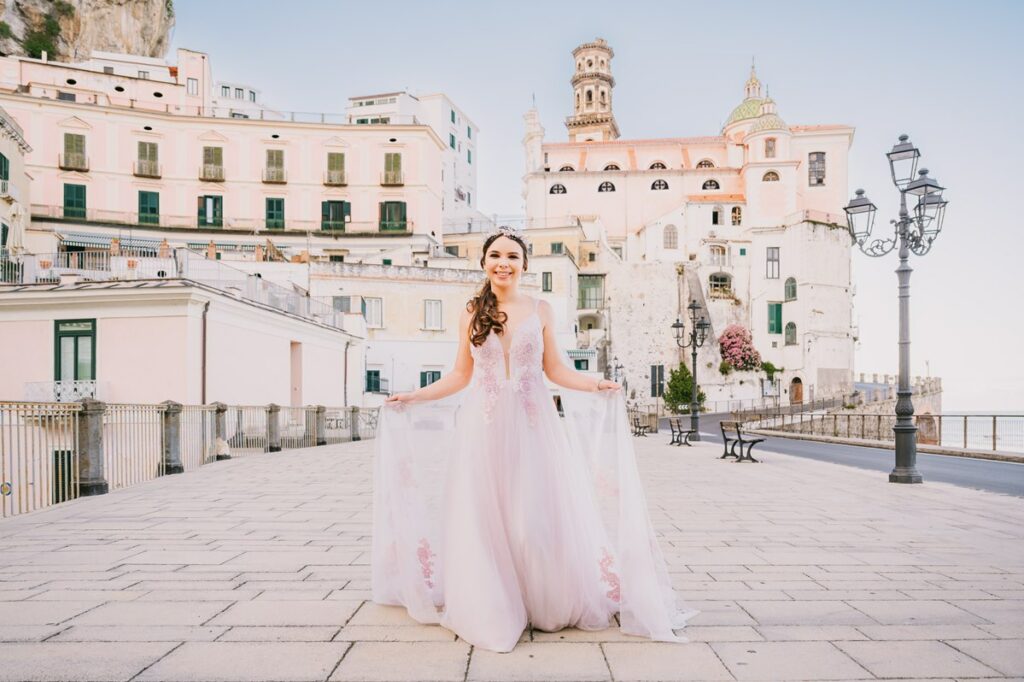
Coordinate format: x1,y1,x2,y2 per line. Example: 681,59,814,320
718,325,762,371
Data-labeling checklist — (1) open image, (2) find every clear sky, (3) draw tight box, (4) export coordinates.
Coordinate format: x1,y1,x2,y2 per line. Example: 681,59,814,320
170,0,1023,411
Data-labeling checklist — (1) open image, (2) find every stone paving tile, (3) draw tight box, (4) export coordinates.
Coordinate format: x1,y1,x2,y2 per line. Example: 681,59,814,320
218,625,341,642
755,625,869,641
253,589,332,600
69,601,232,626
0,600,103,625
0,641,176,681
137,641,351,681
739,600,877,626
0,625,65,641
135,589,260,601
26,589,148,602
50,624,228,642
952,599,1024,623
835,639,1001,678
710,641,870,680
847,599,989,625
945,638,1024,676
332,624,456,642
602,642,733,680
331,641,469,681
207,599,362,626
467,642,610,681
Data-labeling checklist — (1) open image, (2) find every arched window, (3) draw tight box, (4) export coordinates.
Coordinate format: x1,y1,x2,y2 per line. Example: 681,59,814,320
649,162,667,170
651,179,669,190
587,59,593,68
709,273,733,297
603,163,620,171
586,90,593,103
559,165,575,172
549,184,567,195
702,179,720,190
575,93,580,110
696,159,715,169
663,224,678,249
709,245,727,266
762,171,780,182
598,181,615,192
785,277,797,301
600,89,606,104
765,137,776,159
785,322,797,346
731,206,742,226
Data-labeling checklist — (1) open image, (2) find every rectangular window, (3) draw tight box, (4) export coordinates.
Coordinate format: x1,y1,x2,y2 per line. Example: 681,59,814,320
0,153,9,181
379,201,407,231
739,247,747,256
467,126,472,139
809,152,826,186
321,200,351,230
551,242,564,255
187,77,198,96
765,138,776,158
332,296,352,313
384,152,402,184
326,151,345,184
365,369,381,393
420,370,442,387
138,190,159,225
574,359,590,371
449,133,456,149
444,245,459,257
63,183,86,219
578,274,605,309
329,255,344,263
103,66,114,74
712,209,721,225
138,70,149,79
382,258,392,266
542,272,552,292
467,191,471,206
265,197,284,230
197,195,223,227
249,90,256,102
235,87,244,99
57,91,76,102
266,149,284,168
221,85,229,97
54,319,95,381
136,141,159,177
450,109,456,123
63,133,86,170
650,364,664,398
424,299,442,330
768,302,783,334
766,247,780,279
362,297,383,328
467,149,472,164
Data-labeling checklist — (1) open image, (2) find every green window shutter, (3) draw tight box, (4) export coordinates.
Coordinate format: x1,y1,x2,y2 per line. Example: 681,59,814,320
450,109,455,123
203,146,223,165
327,152,345,171
768,303,782,334
385,152,401,174
267,149,284,168
138,191,159,224
467,149,472,164
64,133,84,155
138,141,158,162
449,133,455,149
0,153,9,181
63,184,86,218
265,198,284,229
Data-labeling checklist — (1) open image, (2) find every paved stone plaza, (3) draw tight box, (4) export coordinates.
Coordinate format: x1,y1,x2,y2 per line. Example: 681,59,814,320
0,435,1022,682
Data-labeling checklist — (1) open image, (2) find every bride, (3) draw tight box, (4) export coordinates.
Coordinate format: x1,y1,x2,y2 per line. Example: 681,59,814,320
371,225,698,652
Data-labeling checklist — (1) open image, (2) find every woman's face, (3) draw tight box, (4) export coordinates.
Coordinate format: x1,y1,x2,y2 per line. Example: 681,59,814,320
483,236,526,288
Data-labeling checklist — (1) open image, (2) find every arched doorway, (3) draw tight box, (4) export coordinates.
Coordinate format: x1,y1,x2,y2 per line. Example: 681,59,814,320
789,377,803,405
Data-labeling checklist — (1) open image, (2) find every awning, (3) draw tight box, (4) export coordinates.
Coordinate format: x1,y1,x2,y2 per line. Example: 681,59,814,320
566,348,597,360
187,241,257,252
58,232,163,251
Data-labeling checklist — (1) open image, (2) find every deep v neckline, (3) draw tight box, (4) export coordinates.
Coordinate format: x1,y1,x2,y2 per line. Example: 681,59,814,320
492,311,540,380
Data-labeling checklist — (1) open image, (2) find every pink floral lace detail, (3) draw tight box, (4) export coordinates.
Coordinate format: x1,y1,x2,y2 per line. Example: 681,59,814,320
471,338,503,424
417,538,436,589
511,321,542,425
599,547,621,603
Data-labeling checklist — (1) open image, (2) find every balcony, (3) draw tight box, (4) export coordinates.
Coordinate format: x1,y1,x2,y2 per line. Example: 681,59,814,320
25,380,100,403
200,165,225,182
324,170,347,186
379,220,408,232
133,160,162,179
365,376,390,394
321,221,346,232
262,167,287,184
0,179,17,203
381,171,404,186
58,153,89,172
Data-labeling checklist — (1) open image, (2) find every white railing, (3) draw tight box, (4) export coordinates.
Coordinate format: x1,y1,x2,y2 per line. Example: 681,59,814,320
324,169,346,186
224,406,268,456
103,404,165,490
133,160,161,178
180,405,217,471
0,402,80,519
323,407,352,444
0,179,17,203
24,380,102,403
280,407,317,449
199,164,225,181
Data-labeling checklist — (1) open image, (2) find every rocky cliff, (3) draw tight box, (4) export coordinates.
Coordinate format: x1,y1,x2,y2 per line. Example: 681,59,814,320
0,0,173,61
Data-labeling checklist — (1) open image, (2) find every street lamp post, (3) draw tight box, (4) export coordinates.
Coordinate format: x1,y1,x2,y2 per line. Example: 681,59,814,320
671,299,710,441
844,134,948,484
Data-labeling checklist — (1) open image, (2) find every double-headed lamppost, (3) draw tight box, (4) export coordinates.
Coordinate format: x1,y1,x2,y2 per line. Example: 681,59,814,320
671,300,711,441
843,134,949,484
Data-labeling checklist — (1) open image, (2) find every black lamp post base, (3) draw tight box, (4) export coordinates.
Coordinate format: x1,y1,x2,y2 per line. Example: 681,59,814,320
888,467,923,484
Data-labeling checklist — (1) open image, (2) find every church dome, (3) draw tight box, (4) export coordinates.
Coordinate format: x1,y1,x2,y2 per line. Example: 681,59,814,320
725,97,765,126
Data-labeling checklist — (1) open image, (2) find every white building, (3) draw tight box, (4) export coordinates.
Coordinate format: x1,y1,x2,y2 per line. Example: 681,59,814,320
523,40,858,406
346,91,485,231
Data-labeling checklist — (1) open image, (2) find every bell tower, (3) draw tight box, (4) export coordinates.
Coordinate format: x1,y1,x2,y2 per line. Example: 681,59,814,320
565,38,619,142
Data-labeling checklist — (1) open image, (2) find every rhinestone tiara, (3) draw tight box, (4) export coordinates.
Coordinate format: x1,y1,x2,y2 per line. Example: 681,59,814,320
488,224,528,244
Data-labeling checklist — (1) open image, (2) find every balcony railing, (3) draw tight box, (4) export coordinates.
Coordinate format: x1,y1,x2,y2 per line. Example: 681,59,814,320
324,170,347,186
199,164,225,182
133,160,161,178
708,286,735,299
321,220,346,232
0,179,17,203
262,167,287,184
365,376,390,394
381,171,404,186
58,153,89,172
379,220,408,232
24,380,101,402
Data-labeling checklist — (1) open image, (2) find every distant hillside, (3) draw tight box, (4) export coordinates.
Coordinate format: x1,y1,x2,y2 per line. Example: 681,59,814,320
0,0,174,61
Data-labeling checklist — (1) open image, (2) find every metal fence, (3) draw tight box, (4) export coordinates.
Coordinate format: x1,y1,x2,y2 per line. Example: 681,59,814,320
0,401,378,520
750,412,1024,455
0,402,80,519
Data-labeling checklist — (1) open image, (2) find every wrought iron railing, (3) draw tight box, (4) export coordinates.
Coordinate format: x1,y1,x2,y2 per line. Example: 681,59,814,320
381,171,404,186
133,160,161,178
262,167,287,184
0,402,80,518
324,170,346,186
199,164,225,181
24,380,101,402
58,153,89,171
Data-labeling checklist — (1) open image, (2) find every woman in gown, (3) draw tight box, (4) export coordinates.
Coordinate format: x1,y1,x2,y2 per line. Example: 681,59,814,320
371,226,698,652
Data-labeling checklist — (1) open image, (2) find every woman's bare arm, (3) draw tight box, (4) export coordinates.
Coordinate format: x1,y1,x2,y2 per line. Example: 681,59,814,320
538,299,615,392
386,305,475,402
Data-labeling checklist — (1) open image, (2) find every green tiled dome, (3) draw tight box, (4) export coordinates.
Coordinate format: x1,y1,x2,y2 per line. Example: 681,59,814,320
725,97,765,126
752,113,787,132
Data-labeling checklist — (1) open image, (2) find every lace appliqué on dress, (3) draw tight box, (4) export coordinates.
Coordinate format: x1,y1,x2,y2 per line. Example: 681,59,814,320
599,547,621,603
512,333,541,427
417,538,437,589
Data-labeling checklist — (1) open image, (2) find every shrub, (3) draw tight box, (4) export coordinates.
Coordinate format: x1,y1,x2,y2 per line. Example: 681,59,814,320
665,362,706,414
719,360,733,376
718,325,762,371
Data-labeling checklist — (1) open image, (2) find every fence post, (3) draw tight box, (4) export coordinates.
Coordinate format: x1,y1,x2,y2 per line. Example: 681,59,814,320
350,405,361,442
315,405,327,446
213,402,231,461
78,398,108,496
267,403,281,452
161,400,184,475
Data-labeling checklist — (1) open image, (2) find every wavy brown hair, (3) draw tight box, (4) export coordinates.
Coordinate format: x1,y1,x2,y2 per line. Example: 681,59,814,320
467,231,529,347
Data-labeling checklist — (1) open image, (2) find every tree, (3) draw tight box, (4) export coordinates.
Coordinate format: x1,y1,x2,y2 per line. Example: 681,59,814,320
664,362,706,414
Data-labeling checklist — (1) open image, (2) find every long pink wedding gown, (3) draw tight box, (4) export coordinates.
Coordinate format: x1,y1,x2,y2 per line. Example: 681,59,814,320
371,300,698,652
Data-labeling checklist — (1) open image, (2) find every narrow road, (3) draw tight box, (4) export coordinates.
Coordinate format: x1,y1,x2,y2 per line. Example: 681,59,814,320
660,413,1024,498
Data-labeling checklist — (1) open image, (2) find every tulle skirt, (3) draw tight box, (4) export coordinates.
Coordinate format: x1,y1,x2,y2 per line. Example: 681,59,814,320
371,379,698,652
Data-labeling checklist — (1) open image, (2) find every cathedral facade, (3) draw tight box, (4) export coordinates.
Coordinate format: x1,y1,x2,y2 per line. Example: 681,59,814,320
523,39,857,406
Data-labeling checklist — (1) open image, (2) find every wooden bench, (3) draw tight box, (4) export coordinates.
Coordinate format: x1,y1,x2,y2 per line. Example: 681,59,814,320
668,418,696,446
719,421,765,463
631,415,650,437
